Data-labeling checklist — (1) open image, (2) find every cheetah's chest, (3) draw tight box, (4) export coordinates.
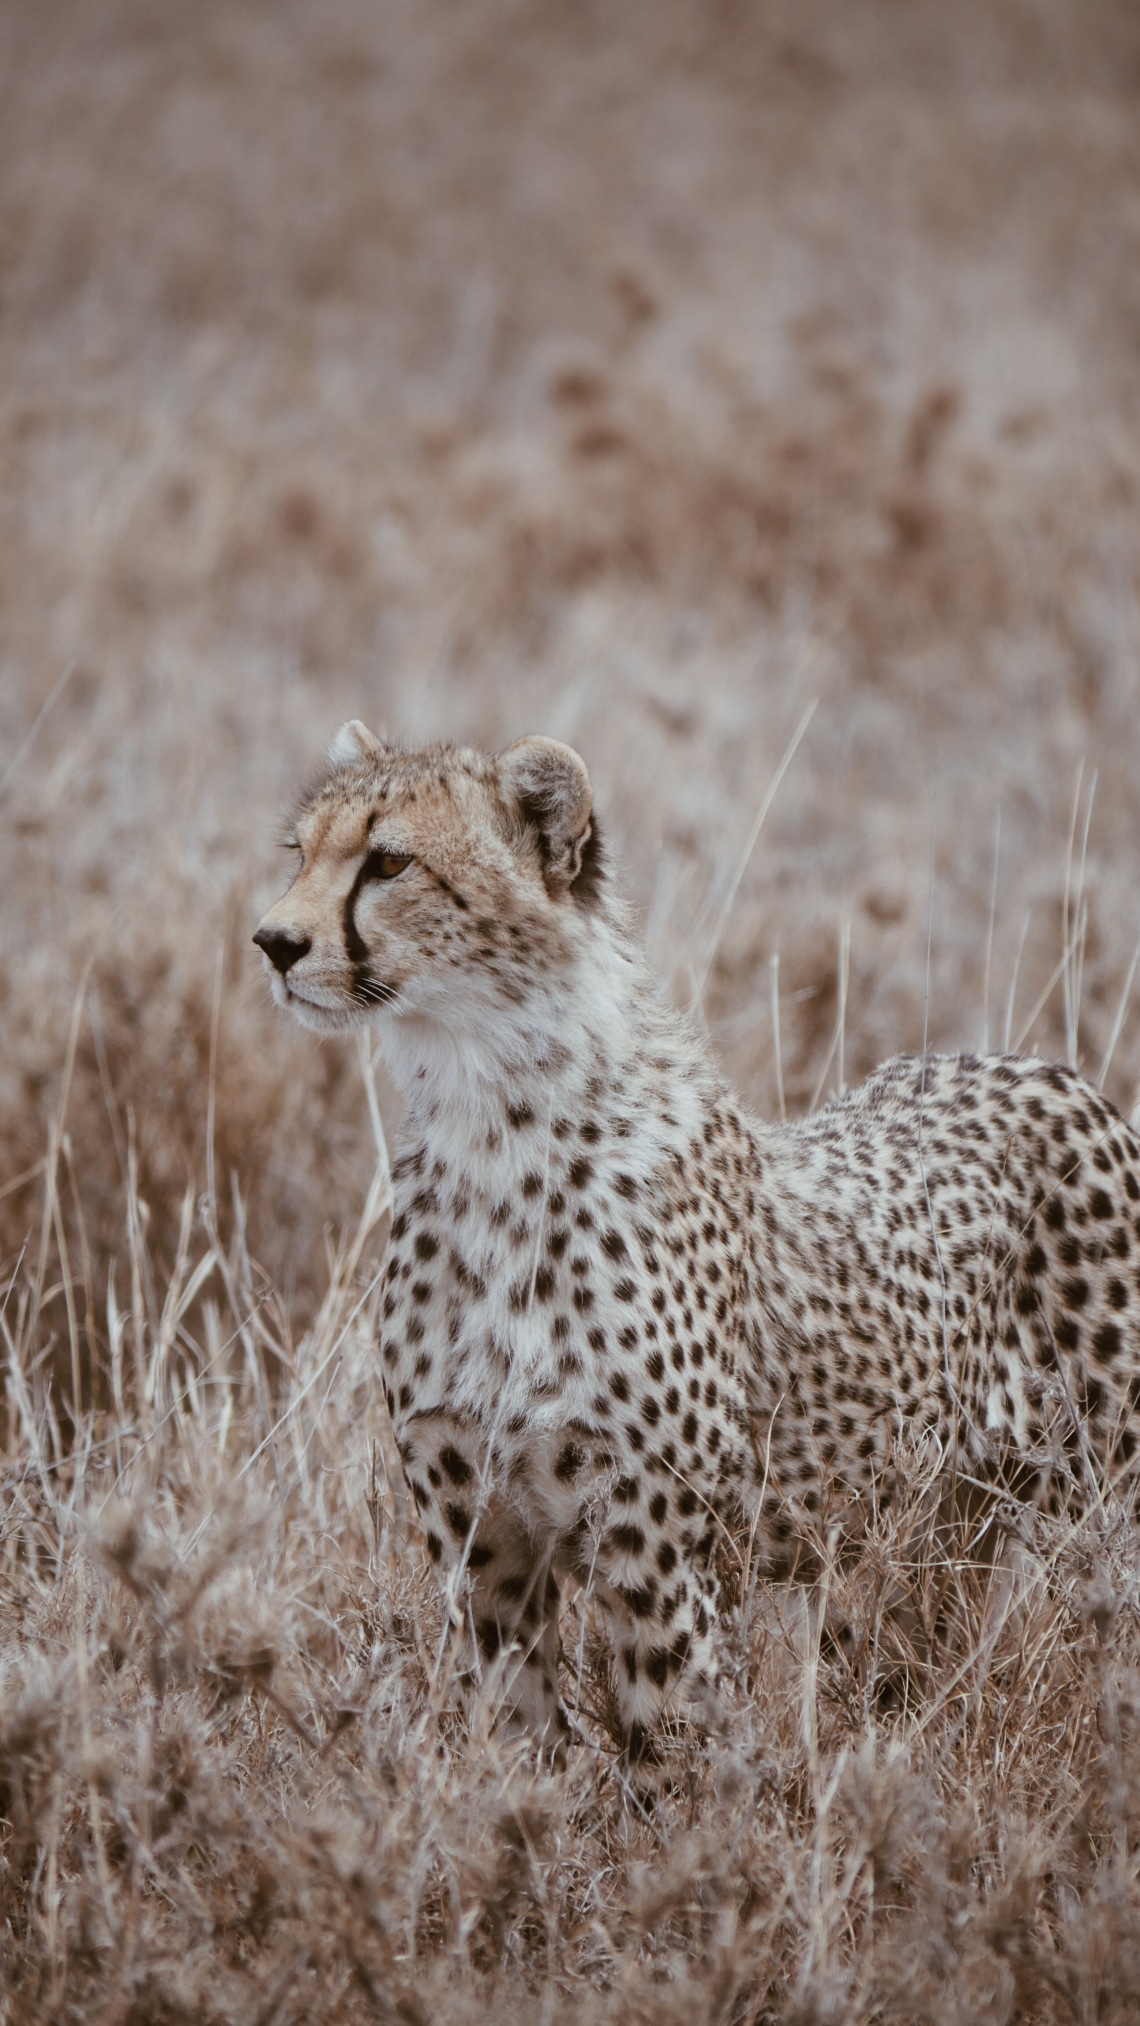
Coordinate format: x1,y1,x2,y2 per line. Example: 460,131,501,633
378,1151,627,1432
378,1104,758,1461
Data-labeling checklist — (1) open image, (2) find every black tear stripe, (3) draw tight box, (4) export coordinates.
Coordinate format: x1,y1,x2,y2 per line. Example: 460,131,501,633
343,850,466,1000
343,853,401,1003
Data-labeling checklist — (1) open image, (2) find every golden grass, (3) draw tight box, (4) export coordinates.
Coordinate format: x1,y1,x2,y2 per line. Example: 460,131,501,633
4,1054,1140,2021
4,0,1140,2015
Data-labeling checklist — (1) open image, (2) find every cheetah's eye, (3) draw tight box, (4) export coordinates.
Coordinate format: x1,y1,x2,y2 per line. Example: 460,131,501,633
366,850,413,881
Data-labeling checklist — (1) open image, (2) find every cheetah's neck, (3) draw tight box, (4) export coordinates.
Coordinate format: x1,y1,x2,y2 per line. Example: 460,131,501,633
378,912,721,1423
378,913,713,1198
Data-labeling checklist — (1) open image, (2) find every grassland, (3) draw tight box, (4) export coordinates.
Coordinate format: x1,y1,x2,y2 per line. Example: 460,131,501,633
3,2,1140,2017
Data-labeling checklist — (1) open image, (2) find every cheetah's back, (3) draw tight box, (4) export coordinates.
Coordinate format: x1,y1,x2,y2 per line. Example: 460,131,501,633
747,1053,1140,1532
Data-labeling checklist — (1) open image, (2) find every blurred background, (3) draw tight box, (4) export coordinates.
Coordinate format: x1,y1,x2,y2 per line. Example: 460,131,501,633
3,0,1140,1310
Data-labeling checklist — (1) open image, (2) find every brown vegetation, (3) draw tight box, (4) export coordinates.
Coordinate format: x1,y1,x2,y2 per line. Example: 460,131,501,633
3,0,1140,2016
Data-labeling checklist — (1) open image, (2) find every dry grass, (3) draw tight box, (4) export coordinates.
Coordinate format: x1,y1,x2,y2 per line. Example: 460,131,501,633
4,0,1140,2016
5,1063,1140,2022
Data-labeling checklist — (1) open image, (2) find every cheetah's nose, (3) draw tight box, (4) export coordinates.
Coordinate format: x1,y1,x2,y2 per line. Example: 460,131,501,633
253,926,312,976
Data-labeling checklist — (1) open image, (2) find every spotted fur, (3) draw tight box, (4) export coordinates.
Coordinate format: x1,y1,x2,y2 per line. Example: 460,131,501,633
256,722,1140,1757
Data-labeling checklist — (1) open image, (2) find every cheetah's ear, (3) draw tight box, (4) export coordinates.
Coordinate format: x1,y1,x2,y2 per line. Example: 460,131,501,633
326,719,384,770
497,736,598,897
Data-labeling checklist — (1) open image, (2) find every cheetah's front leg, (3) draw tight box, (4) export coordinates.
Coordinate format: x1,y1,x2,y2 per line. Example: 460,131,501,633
592,1500,723,1762
396,1413,570,1753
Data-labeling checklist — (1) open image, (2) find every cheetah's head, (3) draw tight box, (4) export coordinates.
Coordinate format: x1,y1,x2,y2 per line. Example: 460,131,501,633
254,723,606,1047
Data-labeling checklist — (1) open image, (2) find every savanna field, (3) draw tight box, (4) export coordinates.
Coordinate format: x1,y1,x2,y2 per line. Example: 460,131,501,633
3,2,1140,2018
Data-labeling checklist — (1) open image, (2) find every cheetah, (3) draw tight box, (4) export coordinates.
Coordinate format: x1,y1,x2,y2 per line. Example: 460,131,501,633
255,720,1140,1760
